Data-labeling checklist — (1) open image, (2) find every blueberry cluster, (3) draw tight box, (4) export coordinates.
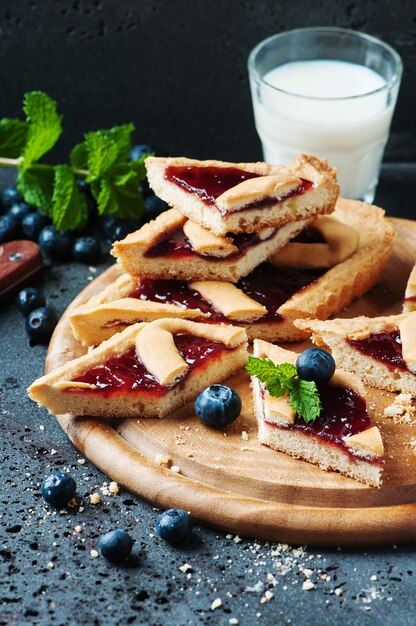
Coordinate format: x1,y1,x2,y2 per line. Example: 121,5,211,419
40,469,194,564
17,287,57,344
0,145,168,262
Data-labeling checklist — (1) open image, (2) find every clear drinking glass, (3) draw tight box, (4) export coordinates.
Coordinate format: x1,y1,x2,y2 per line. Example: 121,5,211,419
248,27,402,202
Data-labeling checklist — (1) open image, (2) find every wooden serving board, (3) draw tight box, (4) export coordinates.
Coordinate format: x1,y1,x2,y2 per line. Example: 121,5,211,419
46,218,416,547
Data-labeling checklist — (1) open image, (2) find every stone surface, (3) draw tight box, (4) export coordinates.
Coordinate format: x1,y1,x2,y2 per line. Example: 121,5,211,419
0,0,416,162
1,168,416,625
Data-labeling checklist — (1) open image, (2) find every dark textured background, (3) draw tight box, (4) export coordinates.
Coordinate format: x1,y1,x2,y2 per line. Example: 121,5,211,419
1,0,416,162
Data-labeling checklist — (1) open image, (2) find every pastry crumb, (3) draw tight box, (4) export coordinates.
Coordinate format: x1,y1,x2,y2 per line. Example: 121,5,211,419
156,454,172,468
179,563,192,573
241,431,249,441
383,393,415,424
89,492,101,505
229,619,239,625
109,481,119,494
211,598,222,611
233,535,242,543
74,525,82,533
334,588,343,596
77,458,85,465
90,549,99,558
170,465,181,473
302,579,315,591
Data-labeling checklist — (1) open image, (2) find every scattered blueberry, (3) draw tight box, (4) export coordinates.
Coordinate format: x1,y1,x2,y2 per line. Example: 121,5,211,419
98,529,134,563
143,195,168,222
25,306,57,344
100,215,124,240
38,225,72,260
112,220,140,242
0,213,20,243
17,287,46,316
2,187,22,209
194,385,242,428
130,143,153,161
76,178,89,192
72,236,100,263
156,509,193,545
296,347,336,385
41,472,76,509
8,202,33,222
21,212,50,241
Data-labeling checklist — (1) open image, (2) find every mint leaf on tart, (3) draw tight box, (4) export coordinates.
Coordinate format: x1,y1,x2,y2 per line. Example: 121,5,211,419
246,356,322,423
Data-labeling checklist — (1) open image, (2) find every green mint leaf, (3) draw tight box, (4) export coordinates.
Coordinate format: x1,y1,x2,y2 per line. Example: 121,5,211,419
21,91,62,168
246,356,279,381
52,164,88,231
0,118,28,158
129,155,148,179
17,167,54,216
105,123,135,162
289,379,322,423
84,132,119,181
70,142,88,170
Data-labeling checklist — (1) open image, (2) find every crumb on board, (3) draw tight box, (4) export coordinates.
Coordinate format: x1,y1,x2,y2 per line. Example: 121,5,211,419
383,393,415,424
89,492,101,505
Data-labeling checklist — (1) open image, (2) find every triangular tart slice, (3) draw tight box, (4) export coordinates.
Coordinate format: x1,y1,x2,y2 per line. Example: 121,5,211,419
295,313,416,395
145,154,339,235
250,340,384,487
28,319,248,419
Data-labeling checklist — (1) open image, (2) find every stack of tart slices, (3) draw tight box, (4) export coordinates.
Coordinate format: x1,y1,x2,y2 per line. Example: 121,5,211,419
28,153,408,489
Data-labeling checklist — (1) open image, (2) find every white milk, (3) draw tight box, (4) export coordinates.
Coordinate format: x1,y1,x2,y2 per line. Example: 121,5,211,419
251,60,395,200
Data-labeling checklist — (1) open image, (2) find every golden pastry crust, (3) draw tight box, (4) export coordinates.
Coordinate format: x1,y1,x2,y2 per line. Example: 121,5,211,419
182,220,237,257
276,198,397,333
111,208,307,282
270,215,359,269
216,174,302,213
188,281,266,321
403,263,416,312
145,154,339,235
294,312,416,394
250,339,383,486
28,319,248,419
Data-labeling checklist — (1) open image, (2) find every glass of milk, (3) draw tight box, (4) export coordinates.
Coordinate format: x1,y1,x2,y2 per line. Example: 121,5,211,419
248,28,402,202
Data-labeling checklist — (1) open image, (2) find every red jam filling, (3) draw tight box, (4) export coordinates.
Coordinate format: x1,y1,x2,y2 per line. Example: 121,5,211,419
129,262,324,324
71,335,233,397
165,165,313,213
165,165,259,205
144,228,273,261
266,385,383,464
347,329,409,373
404,296,416,303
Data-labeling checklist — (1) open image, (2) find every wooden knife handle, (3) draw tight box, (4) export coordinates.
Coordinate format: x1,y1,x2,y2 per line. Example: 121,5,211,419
0,240,43,302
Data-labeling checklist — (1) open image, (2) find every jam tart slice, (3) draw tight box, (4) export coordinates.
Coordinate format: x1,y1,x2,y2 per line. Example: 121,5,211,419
145,154,339,235
295,312,416,395
111,207,308,282
28,319,248,419
250,340,384,487
74,199,396,346
403,263,416,313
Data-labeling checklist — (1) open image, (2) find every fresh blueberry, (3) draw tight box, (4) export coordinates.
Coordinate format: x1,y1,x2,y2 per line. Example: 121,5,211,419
0,213,20,243
296,348,336,385
72,236,100,263
17,287,46,316
21,212,50,241
112,220,140,242
25,306,57,344
194,385,242,428
41,472,76,509
143,195,168,222
8,202,33,222
38,225,73,260
98,529,134,563
130,143,153,161
2,187,22,209
156,509,193,545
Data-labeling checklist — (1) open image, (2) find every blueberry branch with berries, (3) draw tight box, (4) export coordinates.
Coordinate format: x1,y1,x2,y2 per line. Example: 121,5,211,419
0,91,150,232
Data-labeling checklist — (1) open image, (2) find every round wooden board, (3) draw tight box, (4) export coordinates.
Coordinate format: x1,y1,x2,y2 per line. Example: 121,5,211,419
46,218,416,546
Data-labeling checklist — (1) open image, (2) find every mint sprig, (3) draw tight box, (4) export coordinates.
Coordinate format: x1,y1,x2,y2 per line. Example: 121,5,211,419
0,91,149,231
246,356,322,423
